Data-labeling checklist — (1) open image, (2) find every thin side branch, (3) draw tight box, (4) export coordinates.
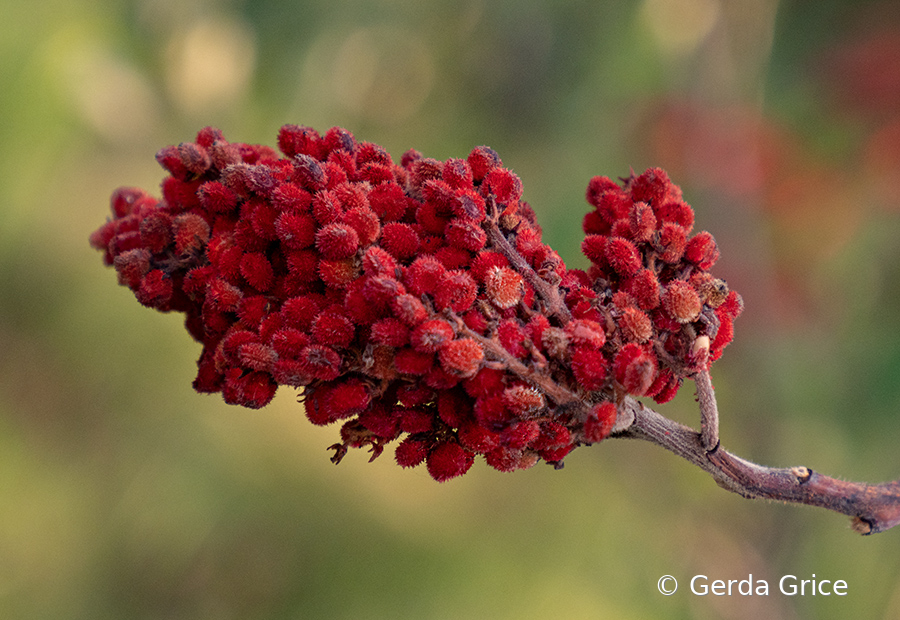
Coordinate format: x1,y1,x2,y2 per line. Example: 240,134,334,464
694,369,719,452
455,320,583,408
613,398,900,535
483,203,572,324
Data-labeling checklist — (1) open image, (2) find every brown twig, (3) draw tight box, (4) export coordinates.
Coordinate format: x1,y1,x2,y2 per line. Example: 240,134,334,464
482,202,572,324
613,397,900,535
454,319,583,408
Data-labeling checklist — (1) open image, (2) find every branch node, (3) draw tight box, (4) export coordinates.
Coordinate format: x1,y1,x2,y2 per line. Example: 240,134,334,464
851,516,874,535
790,466,812,484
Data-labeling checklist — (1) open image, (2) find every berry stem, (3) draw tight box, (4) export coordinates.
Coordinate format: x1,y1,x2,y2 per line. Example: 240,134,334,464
614,395,900,535
483,200,572,324
453,317,585,410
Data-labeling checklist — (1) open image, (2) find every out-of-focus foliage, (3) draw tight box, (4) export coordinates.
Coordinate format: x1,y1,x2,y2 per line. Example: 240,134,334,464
2,0,900,618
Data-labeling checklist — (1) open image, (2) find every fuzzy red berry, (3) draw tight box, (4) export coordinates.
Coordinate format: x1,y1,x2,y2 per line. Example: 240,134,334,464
433,270,477,313
315,223,359,259
380,222,421,259
137,269,173,307
311,312,355,348
138,212,173,253
411,319,455,353
458,422,501,453
614,344,657,396
367,182,408,221
484,266,524,309
297,345,342,381
431,248,468,272
533,421,572,452
630,167,671,206
469,251,509,282
502,384,545,416
657,222,687,263
719,290,744,320
341,206,381,247
394,347,434,376
240,252,275,291
270,328,311,359
564,319,606,349
113,248,152,289
656,200,694,232
581,235,608,264
426,442,474,482
361,246,399,276
586,175,620,208
395,436,429,468
271,183,313,213
389,294,428,327
438,338,484,378
277,124,322,158
172,213,210,256
663,280,702,324
467,146,501,182
405,256,446,296
445,218,487,252
571,346,608,391
205,278,242,311
584,402,617,443
627,269,661,310
222,369,277,409
501,420,541,449
463,367,505,399
594,189,632,224
275,212,317,250
370,318,410,347
618,306,653,343
497,319,528,358
317,258,359,288
685,231,720,270
451,190,486,221
630,201,656,242
485,447,537,472
481,168,523,205
361,276,406,310
442,157,473,188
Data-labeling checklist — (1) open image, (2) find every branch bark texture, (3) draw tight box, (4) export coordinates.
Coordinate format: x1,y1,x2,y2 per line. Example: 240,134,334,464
613,397,900,535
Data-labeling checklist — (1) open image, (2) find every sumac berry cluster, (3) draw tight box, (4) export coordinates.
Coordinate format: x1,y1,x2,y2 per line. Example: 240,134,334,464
575,168,743,403
90,125,741,482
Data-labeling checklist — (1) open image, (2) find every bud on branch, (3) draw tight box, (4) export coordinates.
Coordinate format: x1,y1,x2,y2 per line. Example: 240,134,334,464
90,125,900,533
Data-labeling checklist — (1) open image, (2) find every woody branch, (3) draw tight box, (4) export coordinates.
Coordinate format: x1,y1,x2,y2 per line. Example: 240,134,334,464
611,389,900,535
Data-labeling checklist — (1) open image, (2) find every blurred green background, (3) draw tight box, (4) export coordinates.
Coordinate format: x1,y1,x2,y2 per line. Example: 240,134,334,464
3,0,900,617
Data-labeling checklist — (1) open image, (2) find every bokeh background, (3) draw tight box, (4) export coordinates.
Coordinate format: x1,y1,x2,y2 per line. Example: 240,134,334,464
3,0,900,617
